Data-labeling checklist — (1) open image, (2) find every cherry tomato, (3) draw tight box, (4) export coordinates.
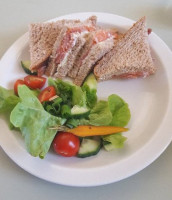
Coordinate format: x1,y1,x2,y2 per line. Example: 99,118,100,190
53,132,80,157
14,79,26,95
24,75,46,89
38,86,56,103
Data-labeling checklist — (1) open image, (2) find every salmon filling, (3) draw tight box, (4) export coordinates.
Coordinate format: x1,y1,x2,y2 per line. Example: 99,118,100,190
55,26,95,64
78,30,115,67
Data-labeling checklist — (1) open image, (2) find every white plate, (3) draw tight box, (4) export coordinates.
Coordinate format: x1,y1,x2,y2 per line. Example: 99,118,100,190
0,12,172,187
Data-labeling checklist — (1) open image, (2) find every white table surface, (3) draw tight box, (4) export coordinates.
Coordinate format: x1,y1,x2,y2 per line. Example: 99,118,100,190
0,0,172,199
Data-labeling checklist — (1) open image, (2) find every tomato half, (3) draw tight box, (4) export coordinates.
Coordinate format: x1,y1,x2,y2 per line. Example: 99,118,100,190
14,79,26,95
38,86,56,103
24,75,46,89
53,132,80,157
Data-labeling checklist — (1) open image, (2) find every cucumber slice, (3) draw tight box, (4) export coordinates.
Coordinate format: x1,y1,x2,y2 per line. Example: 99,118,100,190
21,60,37,75
103,141,114,151
71,105,90,118
77,138,101,158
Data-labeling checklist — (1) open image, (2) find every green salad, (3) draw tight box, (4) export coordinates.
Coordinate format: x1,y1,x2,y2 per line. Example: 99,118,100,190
0,72,131,159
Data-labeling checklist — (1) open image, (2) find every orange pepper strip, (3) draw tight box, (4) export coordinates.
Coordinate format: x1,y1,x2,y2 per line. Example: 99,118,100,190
67,125,128,137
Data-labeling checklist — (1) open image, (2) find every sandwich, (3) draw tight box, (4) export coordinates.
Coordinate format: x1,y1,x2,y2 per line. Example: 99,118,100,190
94,17,156,81
69,29,118,86
45,16,97,77
29,19,81,72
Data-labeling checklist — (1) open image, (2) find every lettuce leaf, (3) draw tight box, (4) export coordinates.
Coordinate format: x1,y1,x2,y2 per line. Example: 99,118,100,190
48,77,59,92
0,86,20,113
17,85,43,110
88,94,130,128
72,85,87,107
66,118,90,128
43,97,63,116
10,85,66,158
108,94,131,127
61,104,71,118
102,133,127,150
110,104,131,127
48,78,87,107
102,94,131,150
89,100,112,126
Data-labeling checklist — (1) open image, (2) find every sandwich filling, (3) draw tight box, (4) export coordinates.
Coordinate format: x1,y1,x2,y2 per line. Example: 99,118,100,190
73,29,116,85
80,30,115,66
55,26,95,67
93,17,156,81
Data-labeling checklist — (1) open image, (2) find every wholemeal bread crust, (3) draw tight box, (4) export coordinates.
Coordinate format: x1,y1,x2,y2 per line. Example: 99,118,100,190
45,16,97,77
45,27,68,76
68,33,94,78
54,36,86,78
94,17,156,80
29,19,81,71
74,37,114,86
29,22,62,70
68,28,119,79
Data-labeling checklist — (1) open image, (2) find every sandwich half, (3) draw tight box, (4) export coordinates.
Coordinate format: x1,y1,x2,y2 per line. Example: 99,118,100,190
70,29,117,86
45,16,97,77
94,17,156,81
29,19,81,72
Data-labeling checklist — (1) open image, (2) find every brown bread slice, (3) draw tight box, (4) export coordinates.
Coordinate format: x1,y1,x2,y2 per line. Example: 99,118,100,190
94,17,156,80
45,16,97,77
54,34,87,78
74,37,114,86
68,33,94,79
68,28,120,79
29,19,81,71
45,27,68,76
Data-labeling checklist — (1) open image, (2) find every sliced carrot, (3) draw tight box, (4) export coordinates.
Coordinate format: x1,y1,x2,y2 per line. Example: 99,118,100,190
67,125,128,137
